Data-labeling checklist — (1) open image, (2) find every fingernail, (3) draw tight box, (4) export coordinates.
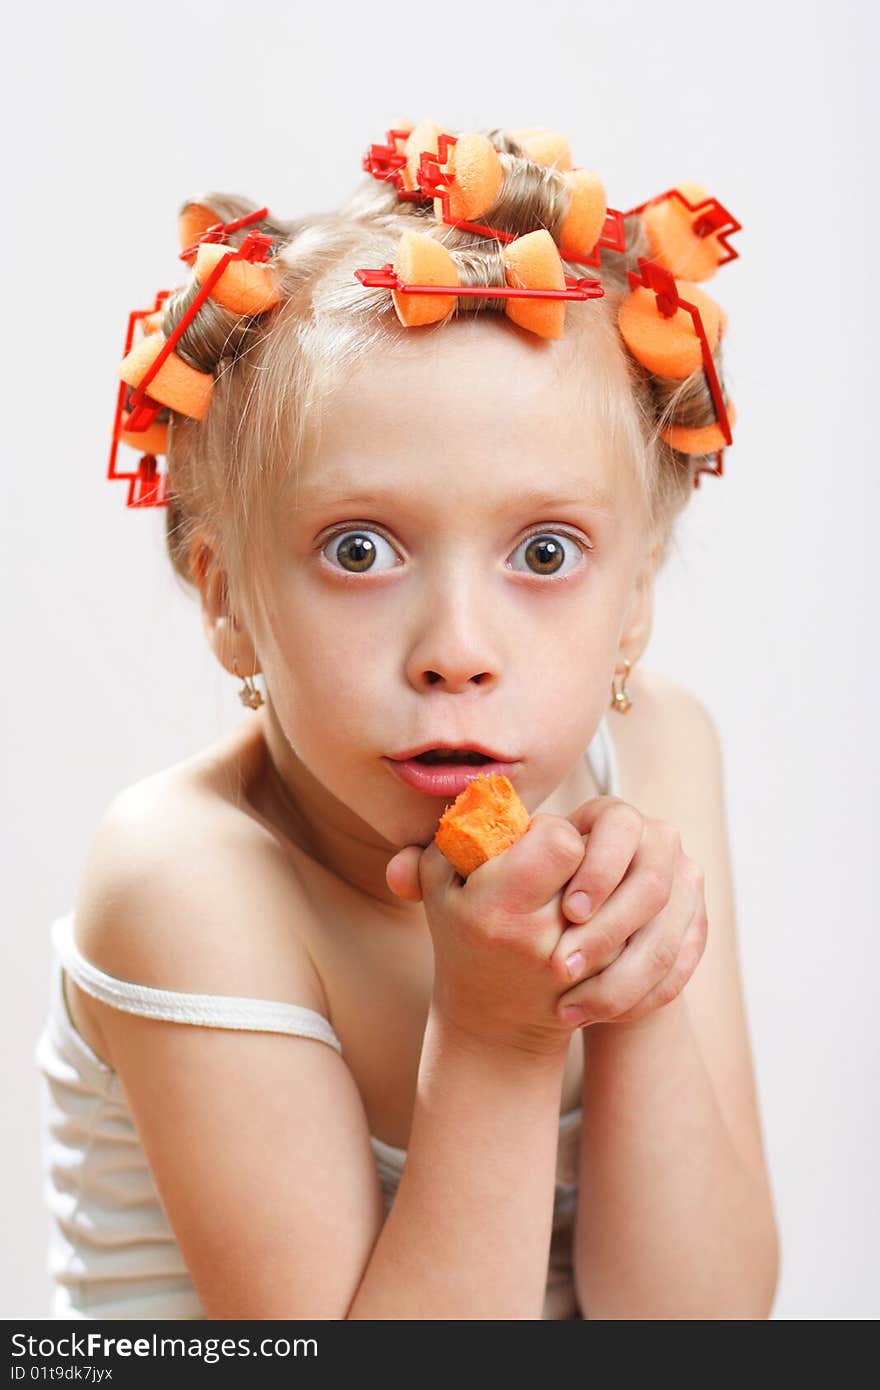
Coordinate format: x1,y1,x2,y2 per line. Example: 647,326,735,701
566,891,593,920
561,1005,586,1025
564,951,586,980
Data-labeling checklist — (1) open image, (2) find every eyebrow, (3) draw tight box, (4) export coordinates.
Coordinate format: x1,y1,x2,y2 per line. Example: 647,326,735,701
292,481,616,517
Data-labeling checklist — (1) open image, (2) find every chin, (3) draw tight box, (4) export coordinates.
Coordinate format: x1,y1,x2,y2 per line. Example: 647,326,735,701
388,820,442,852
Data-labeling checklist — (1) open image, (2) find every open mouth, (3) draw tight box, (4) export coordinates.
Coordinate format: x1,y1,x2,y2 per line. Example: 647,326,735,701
411,750,494,765
385,748,516,797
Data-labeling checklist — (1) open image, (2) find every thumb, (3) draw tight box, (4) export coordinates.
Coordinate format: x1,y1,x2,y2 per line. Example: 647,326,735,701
385,844,425,902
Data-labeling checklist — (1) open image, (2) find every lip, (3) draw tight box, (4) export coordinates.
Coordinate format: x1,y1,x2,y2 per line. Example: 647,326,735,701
384,757,521,798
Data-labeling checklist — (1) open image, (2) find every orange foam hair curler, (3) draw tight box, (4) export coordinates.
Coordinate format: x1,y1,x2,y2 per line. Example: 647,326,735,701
192,240,281,315
430,132,505,226
434,773,531,880
422,132,608,264
661,402,737,459
618,258,735,476
177,202,226,258
356,227,604,341
397,119,445,194
618,278,725,379
629,183,741,282
507,128,573,170
118,331,214,421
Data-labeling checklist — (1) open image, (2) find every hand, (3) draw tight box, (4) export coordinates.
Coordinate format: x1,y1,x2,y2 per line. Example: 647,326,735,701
386,813,587,1058
548,796,709,1027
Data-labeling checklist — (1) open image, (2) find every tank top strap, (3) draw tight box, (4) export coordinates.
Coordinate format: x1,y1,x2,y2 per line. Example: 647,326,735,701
587,715,621,797
49,912,343,1054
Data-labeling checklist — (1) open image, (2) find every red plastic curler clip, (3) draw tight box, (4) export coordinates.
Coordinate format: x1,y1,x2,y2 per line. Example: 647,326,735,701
107,293,172,507
693,455,724,488
361,128,426,202
108,222,277,508
356,263,604,302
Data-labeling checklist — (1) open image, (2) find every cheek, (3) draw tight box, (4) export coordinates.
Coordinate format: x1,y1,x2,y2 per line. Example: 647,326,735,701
520,622,620,745
524,612,613,686
260,609,392,743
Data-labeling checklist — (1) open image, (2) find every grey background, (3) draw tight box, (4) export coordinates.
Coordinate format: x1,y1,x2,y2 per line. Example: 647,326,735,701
2,0,876,1320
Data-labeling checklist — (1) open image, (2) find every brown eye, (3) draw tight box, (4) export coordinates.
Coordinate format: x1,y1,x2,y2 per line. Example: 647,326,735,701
322,529,398,574
511,531,588,579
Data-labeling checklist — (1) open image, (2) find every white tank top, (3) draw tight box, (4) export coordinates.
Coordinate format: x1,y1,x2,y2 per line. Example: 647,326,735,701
33,719,620,1320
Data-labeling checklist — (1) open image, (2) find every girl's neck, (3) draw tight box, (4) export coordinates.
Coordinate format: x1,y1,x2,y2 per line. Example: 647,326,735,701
244,703,422,916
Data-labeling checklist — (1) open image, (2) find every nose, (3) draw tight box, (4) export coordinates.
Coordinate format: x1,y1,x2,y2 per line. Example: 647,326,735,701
404,583,500,693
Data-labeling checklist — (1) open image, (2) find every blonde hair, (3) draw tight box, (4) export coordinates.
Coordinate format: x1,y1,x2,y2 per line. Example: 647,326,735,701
160,130,731,624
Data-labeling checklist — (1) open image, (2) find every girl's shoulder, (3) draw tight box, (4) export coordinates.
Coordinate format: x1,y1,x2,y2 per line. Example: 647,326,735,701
604,663,711,809
69,723,331,1067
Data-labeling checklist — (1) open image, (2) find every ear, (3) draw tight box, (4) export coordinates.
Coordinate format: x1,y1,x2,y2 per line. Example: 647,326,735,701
616,533,662,671
188,529,260,679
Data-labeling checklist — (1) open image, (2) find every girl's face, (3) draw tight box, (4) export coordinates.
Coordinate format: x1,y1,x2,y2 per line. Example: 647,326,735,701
247,315,657,910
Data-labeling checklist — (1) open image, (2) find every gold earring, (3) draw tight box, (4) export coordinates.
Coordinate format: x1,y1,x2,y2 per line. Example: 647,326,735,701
610,659,633,714
232,655,264,710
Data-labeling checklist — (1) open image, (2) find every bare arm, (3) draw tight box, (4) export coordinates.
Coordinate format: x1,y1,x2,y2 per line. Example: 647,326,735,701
575,998,777,1319
349,1008,567,1319
573,683,779,1318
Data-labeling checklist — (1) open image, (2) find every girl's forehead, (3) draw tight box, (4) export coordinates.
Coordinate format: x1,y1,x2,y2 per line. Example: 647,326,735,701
339,312,602,408
305,316,627,489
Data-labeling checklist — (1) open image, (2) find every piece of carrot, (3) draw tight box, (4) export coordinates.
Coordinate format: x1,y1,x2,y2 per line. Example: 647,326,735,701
434,773,531,879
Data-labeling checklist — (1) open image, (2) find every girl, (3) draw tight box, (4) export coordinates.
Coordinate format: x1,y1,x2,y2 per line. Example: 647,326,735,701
35,120,779,1320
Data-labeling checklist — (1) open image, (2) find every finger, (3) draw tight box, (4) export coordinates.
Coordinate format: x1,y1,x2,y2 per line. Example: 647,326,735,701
466,812,586,917
417,836,463,901
552,829,678,982
561,799,645,925
564,794,631,837
386,845,425,901
556,860,697,1022
601,897,709,1025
